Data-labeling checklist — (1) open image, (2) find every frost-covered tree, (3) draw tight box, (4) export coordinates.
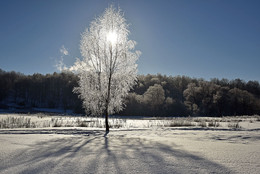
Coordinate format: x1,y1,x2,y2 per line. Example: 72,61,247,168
143,84,165,116
143,84,165,107
73,6,140,132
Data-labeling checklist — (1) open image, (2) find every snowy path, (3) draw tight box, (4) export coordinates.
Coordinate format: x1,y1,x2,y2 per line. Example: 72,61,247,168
0,128,259,174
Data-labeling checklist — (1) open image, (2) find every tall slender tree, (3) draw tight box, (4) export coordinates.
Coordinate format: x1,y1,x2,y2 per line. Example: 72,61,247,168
73,6,140,132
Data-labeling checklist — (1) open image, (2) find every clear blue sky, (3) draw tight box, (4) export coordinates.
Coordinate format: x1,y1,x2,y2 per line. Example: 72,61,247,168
0,0,260,81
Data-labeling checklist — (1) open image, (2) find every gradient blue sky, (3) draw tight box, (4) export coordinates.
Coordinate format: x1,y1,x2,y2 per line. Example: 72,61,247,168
0,0,260,81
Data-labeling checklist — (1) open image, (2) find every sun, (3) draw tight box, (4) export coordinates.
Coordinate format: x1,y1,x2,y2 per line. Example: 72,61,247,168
107,31,117,45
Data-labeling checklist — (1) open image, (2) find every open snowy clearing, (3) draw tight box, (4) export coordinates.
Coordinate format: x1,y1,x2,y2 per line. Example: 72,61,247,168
0,114,260,174
0,128,259,173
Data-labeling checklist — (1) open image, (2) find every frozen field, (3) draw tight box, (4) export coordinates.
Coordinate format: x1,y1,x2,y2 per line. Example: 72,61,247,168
0,114,259,174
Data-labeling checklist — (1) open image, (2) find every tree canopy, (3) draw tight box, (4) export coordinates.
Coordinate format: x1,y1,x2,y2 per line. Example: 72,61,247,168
70,6,140,131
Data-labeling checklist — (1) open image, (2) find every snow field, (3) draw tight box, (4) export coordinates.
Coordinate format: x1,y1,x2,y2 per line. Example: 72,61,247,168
0,114,259,173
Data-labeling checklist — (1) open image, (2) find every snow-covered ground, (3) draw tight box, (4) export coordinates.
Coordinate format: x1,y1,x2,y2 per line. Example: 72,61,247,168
0,114,259,173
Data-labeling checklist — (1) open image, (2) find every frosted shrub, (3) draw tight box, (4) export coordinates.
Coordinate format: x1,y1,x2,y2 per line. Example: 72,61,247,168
228,122,241,129
208,121,220,127
0,116,35,128
168,119,195,127
198,121,207,127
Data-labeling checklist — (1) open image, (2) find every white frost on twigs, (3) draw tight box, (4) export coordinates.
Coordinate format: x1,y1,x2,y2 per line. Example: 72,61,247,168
73,5,140,116
60,45,69,56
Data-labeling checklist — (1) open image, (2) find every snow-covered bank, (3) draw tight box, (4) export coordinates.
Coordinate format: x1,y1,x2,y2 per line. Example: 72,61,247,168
1,113,260,130
0,127,259,174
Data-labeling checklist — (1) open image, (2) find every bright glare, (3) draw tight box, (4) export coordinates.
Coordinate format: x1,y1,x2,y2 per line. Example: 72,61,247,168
107,31,117,44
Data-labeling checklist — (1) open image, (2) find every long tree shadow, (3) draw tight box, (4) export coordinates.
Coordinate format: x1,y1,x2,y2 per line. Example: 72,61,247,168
0,130,234,174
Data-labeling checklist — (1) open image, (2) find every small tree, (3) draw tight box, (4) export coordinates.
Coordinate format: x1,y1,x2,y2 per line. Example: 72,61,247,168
73,6,140,132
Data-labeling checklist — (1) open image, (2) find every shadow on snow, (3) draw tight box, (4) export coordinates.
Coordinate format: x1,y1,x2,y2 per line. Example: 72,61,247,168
0,129,234,174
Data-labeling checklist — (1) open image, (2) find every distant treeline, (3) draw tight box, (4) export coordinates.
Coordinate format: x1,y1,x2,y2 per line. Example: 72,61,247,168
1,69,260,116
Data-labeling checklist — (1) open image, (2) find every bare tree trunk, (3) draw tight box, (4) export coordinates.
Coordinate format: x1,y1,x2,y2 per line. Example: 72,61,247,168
105,43,114,132
105,73,112,132
105,109,109,132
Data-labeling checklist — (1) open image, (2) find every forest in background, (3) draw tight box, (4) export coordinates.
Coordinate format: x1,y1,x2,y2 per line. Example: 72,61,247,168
0,69,260,117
